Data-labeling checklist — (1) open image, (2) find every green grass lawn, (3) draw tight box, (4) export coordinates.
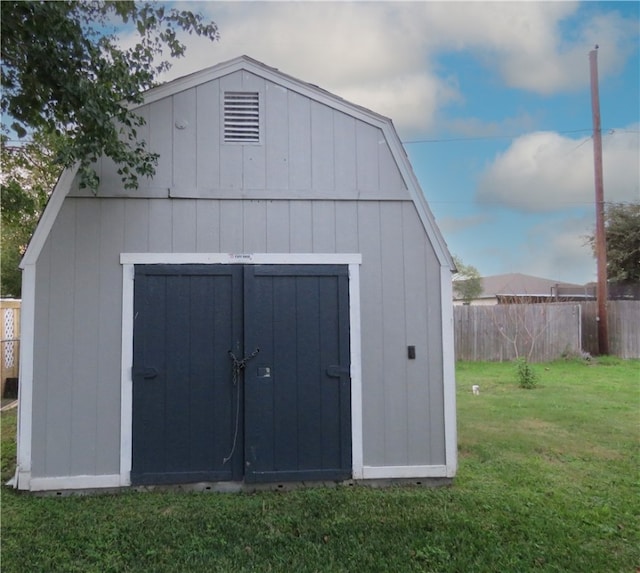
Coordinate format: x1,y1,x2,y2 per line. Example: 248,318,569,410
1,358,638,572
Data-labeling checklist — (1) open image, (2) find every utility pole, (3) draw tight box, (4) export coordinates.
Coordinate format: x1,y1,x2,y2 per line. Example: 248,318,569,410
589,46,609,355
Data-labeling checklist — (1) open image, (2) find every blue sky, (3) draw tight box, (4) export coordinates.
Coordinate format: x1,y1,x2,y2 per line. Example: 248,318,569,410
146,1,639,284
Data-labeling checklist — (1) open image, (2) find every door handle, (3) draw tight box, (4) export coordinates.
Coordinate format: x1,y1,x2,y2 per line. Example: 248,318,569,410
326,365,350,378
132,367,158,380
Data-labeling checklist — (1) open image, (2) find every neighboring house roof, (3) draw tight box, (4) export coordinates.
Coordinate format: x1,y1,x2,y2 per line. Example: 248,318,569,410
454,272,585,301
21,55,454,272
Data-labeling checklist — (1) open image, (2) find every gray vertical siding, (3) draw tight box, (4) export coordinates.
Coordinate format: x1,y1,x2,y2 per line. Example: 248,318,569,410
32,69,447,480
31,236,51,477
32,200,126,478
70,71,408,200
70,200,101,476
95,200,125,475
42,203,75,477
196,81,221,189
173,88,197,190
32,198,446,477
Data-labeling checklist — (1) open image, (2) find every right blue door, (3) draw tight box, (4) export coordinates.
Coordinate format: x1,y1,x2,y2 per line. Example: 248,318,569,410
243,265,352,483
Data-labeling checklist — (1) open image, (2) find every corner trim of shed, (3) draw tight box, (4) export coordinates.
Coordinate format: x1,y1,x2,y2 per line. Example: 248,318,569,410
441,267,458,477
19,164,80,269
14,166,81,490
13,264,35,489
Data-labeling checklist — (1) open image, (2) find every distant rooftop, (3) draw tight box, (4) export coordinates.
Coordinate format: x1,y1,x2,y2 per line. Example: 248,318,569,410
454,272,586,300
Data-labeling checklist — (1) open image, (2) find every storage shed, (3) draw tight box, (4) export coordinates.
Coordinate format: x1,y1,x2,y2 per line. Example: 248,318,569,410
13,56,457,492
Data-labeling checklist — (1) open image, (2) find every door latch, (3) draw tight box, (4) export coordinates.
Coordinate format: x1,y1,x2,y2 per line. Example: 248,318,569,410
326,365,350,379
132,367,158,380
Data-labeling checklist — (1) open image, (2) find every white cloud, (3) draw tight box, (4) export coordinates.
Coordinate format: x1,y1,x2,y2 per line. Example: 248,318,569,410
438,213,493,235
139,1,638,134
156,2,462,134
455,215,597,284
337,74,460,133
477,126,640,212
420,2,637,95
522,216,597,284
443,112,539,138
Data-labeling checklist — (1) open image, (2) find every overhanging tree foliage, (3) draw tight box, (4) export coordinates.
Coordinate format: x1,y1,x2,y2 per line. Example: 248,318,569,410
1,133,58,296
452,256,483,304
1,0,218,192
589,201,640,285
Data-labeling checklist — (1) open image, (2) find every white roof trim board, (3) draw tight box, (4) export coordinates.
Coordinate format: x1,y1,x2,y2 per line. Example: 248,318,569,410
21,55,454,270
21,164,79,269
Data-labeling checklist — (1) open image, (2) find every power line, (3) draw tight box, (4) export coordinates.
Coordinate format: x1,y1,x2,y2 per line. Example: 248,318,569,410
426,199,609,206
561,136,593,158
3,129,637,147
401,127,638,145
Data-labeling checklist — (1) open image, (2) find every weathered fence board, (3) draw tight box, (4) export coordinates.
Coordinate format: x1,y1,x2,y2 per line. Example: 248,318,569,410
581,301,640,359
454,301,640,362
454,303,581,362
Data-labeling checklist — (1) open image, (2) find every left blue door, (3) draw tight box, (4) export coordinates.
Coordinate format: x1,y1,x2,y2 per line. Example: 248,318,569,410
131,265,244,485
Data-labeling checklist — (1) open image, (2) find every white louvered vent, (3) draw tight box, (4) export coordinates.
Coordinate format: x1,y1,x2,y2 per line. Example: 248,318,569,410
224,92,260,143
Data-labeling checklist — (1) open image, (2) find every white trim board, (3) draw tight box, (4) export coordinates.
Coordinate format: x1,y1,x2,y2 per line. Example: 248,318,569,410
29,474,121,492
120,253,362,266
119,263,135,486
20,165,79,268
362,465,449,479
119,253,364,487
440,267,458,478
15,264,36,490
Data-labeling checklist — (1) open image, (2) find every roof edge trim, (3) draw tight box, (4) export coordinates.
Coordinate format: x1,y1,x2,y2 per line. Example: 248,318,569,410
20,164,79,269
130,55,392,127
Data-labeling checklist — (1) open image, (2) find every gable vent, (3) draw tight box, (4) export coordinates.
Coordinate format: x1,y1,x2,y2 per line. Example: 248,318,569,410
224,92,260,143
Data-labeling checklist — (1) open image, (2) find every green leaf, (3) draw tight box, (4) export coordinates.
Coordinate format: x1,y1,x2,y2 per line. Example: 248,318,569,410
1,0,219,193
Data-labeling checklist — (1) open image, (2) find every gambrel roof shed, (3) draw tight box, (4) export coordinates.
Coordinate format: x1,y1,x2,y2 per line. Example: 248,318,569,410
15,55,457,492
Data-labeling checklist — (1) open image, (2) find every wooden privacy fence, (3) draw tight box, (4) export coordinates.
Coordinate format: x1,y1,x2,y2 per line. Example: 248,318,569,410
454,303,582,362
580,301,640,359
1,299,21,398
454,301,640,362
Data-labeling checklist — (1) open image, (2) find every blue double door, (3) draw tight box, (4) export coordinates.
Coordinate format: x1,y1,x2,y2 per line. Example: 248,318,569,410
131,264,351,485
